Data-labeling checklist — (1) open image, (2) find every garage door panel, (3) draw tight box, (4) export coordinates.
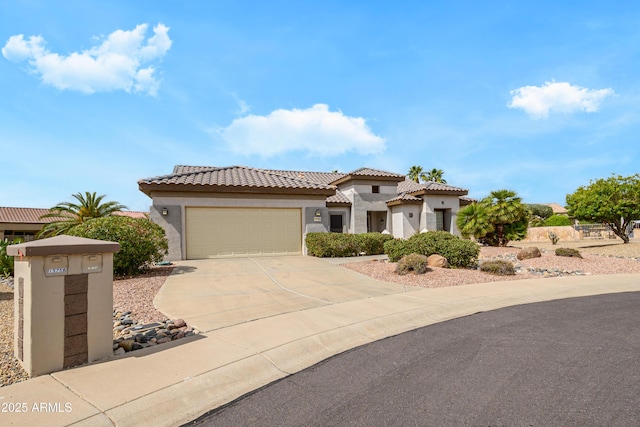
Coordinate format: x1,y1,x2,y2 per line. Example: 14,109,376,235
186,208,302,259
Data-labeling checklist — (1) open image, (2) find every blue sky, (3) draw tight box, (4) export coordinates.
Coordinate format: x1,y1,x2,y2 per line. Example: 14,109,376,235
1,1,638,211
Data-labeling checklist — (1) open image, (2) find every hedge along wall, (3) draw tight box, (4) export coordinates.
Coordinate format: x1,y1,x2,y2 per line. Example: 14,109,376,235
522,226,580,242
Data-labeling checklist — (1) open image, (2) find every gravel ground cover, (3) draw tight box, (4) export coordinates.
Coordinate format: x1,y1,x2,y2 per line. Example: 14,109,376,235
344,240,640,289
2,239,640,388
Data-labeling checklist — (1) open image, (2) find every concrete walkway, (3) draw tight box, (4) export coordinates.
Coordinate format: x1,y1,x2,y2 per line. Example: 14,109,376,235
2,256,640,427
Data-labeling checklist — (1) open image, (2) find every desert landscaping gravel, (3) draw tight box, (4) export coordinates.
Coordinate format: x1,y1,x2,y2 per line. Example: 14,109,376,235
2,239,640,388
344,243,640,288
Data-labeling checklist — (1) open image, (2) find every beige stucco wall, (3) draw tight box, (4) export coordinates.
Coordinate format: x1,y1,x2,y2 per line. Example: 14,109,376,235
421,195,462,235
149,192,328,260
522,226,580,242
391,204,421,238
337,180,397,233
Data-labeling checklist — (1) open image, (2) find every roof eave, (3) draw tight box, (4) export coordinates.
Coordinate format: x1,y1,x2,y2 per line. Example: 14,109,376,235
330,174,406,186
138,183,336,197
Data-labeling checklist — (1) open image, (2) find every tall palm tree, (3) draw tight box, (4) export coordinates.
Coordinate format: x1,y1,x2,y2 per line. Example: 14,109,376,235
408,165,427,183
38,192,128,238
425,168,447,183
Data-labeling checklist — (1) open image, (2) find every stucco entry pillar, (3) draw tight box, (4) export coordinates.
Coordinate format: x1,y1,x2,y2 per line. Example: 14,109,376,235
8,236,120,377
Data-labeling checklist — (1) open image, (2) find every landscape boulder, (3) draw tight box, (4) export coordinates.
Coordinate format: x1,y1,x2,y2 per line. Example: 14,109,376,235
427,254,449,268
517,247,542,260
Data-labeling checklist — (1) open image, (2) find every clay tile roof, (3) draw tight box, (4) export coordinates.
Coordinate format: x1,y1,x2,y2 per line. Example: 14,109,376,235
0,207,64,224
112,211,149,219
399,178,468,195
397,178,424,193
0,207,149,225
347,167,406,178
545,203,568,214
386,193,424,207
138,166,337,196
265,170,346,186
326,190,351,206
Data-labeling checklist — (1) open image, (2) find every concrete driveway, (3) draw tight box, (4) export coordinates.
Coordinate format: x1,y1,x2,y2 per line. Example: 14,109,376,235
154,256,419,332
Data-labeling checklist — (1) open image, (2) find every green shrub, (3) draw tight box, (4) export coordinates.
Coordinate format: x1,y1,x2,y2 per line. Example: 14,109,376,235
555,247,582,258
544,215,572,227
355,233,394,255
305,232,393,257
67,216,168,276
480,260,516,275
395,253,429,275
384,231,479,268
0,240,17,278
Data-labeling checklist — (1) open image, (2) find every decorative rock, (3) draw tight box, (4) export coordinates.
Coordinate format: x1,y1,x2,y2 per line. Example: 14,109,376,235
111,311,198,355
517,247,542,260
119,339,135,352
427,254,449,268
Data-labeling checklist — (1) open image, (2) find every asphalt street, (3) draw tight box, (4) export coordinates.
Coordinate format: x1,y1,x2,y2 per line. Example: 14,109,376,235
188,291,640,427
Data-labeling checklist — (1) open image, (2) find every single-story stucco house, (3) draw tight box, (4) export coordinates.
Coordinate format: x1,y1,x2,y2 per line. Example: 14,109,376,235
138,165,473,261
0,207,148,242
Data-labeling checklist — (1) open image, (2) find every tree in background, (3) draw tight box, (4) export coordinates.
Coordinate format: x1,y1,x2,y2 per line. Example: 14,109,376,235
457,189,528,246
425,168,447,183
408,165,426,183
39,192,128,238
525,203,554,227
566,174,640,243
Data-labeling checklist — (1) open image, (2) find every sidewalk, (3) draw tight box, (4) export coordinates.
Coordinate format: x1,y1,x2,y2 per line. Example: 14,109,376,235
2,273,640,426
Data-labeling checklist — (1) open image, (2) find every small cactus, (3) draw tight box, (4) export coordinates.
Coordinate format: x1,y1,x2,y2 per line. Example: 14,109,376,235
548,231,560,245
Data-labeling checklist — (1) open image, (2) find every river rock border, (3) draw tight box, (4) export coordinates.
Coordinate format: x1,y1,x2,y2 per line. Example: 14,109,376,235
113,311,199,356
480,251,589,277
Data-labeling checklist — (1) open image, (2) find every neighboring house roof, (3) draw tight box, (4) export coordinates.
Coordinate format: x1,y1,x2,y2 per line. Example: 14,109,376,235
0,207,61,224
459,196,476,206
138,165,337,196
545,203,568,215
0,207,148,225
113,211,149,219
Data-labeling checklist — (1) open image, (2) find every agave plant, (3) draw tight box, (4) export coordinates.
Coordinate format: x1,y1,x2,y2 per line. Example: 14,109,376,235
38,192,128,238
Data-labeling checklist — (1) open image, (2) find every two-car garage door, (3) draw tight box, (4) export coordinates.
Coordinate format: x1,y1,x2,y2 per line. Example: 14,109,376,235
185,207,302,259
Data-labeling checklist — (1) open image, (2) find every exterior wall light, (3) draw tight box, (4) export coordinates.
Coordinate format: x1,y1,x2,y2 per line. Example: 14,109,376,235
162,207,168,216
315,209,321,217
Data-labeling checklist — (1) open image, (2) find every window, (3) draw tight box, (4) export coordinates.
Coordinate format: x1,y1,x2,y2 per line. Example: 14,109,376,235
330,214,343,233
372,185,380,193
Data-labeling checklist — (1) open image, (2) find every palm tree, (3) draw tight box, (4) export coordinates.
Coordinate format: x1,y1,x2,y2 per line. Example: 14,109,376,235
425,168,447,184
38,192,128,238
456,203,493,240
408,165,427,183
481,189,527,246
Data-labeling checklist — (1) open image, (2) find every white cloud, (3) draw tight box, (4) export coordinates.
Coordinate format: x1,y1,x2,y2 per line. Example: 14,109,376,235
2,23,171,95
508,81,614,119
219,104,386,157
